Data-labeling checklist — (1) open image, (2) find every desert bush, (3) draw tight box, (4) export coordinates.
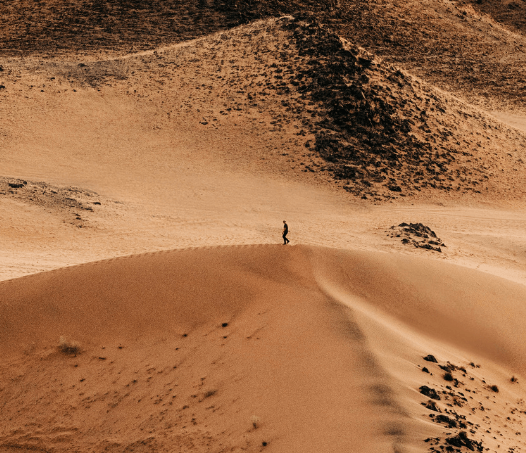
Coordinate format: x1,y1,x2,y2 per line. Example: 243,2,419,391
251,415,260,429
58,336,81,355
57,58,131,88
203,389,217,399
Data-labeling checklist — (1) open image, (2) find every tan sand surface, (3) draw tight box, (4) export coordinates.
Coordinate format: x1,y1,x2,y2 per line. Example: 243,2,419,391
2,9,526,453
1,246,526,452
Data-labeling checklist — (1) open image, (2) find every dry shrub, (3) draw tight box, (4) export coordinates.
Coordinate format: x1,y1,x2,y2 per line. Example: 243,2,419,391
203,389,217,399
58,336,81,355
57,58,131,88
251,415,260,429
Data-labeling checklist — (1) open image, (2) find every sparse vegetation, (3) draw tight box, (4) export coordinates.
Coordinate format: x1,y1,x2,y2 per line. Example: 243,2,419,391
58,336,81,355
251,415,260,429
443,372,454,382
57,59,131,88
203,389,217,399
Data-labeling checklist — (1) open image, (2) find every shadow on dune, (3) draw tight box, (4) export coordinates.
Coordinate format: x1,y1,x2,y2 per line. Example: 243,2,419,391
1,244,525,452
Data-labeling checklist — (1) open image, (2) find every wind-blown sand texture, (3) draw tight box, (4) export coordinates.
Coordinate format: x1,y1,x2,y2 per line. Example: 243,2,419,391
2,245,526,452
1,1,526,452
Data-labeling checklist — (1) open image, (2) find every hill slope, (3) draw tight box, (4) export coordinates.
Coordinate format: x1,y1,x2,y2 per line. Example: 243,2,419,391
2,16,525,202
0,0,238,58
2,0,526,112
218,0,526,112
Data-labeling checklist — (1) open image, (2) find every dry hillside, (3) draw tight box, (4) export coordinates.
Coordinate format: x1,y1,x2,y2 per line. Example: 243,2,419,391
465,0,526,34
0,0,237,58
3,15,525,202
219,0,526,112
2,0,526,112
2,3,526,453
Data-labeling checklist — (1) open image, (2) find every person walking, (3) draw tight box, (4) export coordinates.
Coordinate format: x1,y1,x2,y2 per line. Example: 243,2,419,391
282,220,290,245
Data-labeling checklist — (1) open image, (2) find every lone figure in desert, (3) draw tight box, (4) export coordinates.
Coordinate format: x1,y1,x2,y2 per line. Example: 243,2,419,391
282,220,290,245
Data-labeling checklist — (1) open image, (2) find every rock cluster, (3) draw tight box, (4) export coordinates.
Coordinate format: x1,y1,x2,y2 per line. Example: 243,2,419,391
387,222,446,252
0,177,104,228
418,355,524,453
272,15,526,200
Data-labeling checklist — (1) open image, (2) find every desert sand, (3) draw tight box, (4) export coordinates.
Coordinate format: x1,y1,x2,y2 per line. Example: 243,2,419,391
1,2,526,452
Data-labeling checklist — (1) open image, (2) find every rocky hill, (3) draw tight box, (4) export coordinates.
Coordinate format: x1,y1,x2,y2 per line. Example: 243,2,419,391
4,16,524,201
219,0,526,112
465,0,526,35
279,16,526,200
2,0,526,112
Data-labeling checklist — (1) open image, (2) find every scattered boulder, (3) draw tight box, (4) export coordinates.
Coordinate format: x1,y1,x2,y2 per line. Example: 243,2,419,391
419,385,441,400
388,223,446,252
1,176,108,228
8,181,26,189
423,354,438,363
435,414,457,428
424,400,441,412
446,431,483,452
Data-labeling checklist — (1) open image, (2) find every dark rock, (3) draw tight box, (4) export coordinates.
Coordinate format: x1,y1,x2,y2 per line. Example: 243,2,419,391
446,431,483,452
419,385,441,400
423,354,438,363
435,414,457,428
443,372,454,381
424,400,440,412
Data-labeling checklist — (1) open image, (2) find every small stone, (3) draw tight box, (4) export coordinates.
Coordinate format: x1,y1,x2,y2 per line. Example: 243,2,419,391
423,354,438,363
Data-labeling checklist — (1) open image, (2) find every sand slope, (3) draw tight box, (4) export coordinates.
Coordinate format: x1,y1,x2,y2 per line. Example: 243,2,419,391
1,245,526,452
1,3,526,453
2,16,526,283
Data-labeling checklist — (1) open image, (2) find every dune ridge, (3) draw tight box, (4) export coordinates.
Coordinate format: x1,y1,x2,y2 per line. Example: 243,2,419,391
1,1,526,453
1,244,526,452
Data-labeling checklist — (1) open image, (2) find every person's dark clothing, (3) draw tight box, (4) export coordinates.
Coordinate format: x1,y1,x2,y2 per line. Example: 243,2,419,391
282,223,290,244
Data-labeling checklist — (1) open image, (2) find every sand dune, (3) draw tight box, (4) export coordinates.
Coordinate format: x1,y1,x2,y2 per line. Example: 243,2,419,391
1,3,526,453
1,245,526,452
